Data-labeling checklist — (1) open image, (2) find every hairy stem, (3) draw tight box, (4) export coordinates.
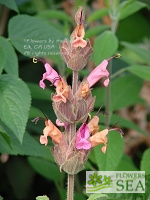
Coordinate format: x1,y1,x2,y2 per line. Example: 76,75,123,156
67,174,74,200
72,70,78,95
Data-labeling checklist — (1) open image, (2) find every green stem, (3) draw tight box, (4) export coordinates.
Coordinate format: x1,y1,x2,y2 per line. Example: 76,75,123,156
67,174,74,200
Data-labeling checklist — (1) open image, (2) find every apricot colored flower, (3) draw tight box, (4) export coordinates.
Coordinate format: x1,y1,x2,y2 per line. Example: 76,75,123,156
90,129,108,153
70,24,87,48
52,79,69,103
88,116,100,135
87,60,109,87
40,63,60,89
81,82,90,98
40,120,62,145
75,123,91,150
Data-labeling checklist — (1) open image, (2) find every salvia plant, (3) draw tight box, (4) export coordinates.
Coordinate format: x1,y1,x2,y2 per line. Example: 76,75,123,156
33,7,123,200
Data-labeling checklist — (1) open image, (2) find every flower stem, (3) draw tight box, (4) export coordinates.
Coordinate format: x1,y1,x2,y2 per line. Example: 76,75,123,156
67,174,74,200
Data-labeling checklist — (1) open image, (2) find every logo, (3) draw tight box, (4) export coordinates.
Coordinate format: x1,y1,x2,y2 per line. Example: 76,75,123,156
86,171,145,193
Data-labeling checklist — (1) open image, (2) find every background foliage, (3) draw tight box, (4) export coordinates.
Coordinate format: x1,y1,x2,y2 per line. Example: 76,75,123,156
0,0,150,199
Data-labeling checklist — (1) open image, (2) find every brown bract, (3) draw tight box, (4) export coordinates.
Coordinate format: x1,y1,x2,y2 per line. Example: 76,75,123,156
60,38,93,71
51,137,90,174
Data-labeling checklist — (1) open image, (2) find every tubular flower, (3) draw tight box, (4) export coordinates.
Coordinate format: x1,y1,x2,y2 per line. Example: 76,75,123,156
88,116,100,135
81,82,90,98
75,123,91,150
70,24,87,48
70,6,87,48
52,79,70,103
87,60,109,87
40,120,62,145
89,129,109,153
40,63,60,89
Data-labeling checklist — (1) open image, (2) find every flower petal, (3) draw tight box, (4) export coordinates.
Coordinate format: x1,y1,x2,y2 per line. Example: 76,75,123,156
90,129,108,150
39,63,60,89
87,60,109,88
75,123,91,150
88,116,99,135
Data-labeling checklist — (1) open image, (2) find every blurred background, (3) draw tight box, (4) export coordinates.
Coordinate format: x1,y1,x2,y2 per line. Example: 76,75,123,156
0,0,150,199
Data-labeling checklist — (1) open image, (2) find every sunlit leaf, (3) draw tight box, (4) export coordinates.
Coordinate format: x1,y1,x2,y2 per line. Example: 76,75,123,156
93,31,118,65
118,1,147,20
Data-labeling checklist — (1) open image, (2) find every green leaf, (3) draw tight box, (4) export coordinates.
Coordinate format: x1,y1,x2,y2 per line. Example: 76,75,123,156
28,157,60,181
0,45,6,74
121,41,150,65
93,31,118,65
0,196,3,200
85,25,109,39
8,15,67,57
0,130,53,161
27,82,53,101
36,196,49,200
111,114,145,135
0,126,11,148
0,37,18,76
37,10,72,23
0,0,19,12
118,1,147,20
92,74,143,111
110,74,143,111
6,157,34,199
93,130,124,171
141,148,150,175
127,65,150,81
87,193,108,200
116,154,138,171
87,8,109,22
0,75,31,143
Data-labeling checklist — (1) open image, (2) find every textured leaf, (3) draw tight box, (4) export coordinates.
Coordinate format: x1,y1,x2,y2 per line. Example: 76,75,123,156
0,37,18,76
0,45,6,74
87,8,108,22
8,15,67,57
28,157,60,181
141,148,150,175
0,0,18,12
93,130,124,171
127,65,150,81
0,126,11,148
93,31,118,65
0,75,31,143
119,1,147,20
121,41,150,65
87,193,108,200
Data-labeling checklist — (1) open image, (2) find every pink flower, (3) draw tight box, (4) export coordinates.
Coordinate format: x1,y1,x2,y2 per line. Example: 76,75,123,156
87,60,109,87
40,63,60,89
75,123,91,150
